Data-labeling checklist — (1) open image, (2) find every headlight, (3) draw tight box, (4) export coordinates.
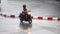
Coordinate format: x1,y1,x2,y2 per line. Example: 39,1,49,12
28,12,31,14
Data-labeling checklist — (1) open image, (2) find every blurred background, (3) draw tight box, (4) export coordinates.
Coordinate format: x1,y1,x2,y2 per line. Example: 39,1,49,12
1,0,60,17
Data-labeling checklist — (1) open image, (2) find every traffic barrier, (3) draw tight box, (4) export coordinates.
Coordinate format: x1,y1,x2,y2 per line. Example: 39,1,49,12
0,13,60,21
10,15,15,18
38,16,43,20
2,14,6,17
47,17,53,20
58,18,60,21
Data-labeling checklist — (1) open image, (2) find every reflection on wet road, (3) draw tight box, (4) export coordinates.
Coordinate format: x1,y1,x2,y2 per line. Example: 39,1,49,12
20,23,32,34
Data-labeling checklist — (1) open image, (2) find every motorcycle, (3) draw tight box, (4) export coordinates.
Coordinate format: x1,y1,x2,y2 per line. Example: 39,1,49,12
19,12,32,24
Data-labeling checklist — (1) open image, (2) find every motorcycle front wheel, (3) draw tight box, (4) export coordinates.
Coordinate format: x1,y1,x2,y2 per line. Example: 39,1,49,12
28,19,32,24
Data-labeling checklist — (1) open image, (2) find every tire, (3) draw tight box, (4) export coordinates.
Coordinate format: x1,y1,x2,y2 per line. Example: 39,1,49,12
20,20,24,24
20,18,23,24
21,20,23,23
28,20,32,24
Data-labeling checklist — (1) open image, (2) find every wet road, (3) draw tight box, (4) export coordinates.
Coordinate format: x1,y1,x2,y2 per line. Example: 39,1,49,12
0,16,60,34
0,0,60,34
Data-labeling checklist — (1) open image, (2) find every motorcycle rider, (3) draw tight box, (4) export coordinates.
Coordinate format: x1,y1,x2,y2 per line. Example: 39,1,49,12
22,4,31,19
22,4,28,17
19,4,32,24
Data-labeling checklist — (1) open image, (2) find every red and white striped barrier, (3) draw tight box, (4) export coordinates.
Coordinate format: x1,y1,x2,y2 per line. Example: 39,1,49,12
0,13,16,18
0,13,60,21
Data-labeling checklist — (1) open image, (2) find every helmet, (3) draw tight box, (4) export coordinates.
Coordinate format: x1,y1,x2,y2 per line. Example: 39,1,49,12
23,4,26,8
23,4,26,7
